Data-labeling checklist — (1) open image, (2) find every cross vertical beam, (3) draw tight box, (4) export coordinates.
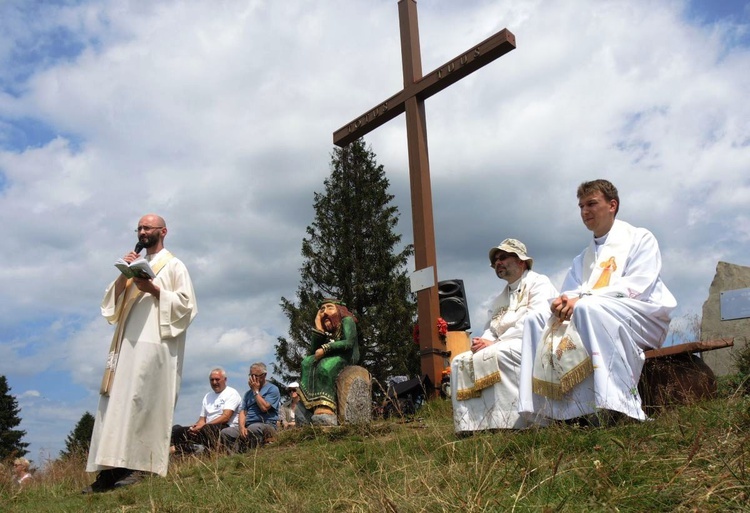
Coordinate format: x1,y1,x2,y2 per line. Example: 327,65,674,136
398,0,443,394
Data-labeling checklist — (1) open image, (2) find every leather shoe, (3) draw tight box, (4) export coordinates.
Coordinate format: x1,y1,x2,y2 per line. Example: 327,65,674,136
113,470,146,488
82,468,129,494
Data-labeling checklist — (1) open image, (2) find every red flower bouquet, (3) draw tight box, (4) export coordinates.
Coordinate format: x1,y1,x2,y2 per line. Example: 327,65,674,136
413,317,448,345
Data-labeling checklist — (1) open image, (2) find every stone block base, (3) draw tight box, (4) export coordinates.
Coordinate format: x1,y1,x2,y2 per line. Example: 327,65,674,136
337,365,372,425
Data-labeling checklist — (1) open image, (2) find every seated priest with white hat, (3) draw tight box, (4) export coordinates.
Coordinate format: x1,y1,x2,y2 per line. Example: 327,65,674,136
451,238,558,432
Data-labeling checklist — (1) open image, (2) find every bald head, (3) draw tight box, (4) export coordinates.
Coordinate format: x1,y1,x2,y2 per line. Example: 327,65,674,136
139,214,166,228
136,214,168,254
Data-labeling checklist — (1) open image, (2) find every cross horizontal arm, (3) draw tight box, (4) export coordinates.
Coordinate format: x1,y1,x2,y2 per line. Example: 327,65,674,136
333,28,516,147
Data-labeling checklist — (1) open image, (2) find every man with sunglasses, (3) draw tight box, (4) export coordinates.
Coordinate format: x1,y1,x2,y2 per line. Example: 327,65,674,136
451,239,557,432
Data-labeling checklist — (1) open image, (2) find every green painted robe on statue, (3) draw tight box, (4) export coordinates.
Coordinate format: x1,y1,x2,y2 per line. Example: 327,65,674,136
299,316,359,412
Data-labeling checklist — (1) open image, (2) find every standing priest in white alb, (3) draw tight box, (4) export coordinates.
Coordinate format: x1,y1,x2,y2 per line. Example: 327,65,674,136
84,214,198,493
519,180,676,425
451,239,558,432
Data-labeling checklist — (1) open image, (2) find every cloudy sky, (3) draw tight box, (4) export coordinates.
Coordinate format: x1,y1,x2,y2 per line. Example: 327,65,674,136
1,0,748,463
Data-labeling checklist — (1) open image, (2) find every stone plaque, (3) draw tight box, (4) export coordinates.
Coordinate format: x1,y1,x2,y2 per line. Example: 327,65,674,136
701,261,750,376
720,287,750,320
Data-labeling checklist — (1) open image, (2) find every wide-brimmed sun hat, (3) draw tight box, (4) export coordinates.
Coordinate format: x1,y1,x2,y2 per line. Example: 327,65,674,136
488,238,533,269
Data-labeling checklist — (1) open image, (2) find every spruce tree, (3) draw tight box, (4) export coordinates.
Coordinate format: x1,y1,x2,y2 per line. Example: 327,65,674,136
60,411,95,459
0,375,29,459
274,139,419,390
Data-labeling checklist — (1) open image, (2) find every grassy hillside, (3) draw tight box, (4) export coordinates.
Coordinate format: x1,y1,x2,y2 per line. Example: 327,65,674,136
2,384,748,512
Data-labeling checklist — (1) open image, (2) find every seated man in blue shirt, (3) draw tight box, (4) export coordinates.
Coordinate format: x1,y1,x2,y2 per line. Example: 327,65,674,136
220,362,281,451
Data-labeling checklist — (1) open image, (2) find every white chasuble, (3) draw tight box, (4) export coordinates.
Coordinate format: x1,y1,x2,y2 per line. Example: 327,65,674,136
451,270,558,432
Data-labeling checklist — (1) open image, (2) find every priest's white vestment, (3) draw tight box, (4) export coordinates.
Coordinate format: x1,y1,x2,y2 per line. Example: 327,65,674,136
451,270,557,431
519,220,676,422
87,249,197,476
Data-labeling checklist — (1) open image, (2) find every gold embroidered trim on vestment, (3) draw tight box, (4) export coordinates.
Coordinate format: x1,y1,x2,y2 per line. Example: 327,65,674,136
532,358,593,400
456,387,482,401
473,371,501,393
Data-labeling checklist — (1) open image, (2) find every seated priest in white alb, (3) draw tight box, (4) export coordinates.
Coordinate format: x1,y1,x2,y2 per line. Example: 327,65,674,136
519,179,676,426
451,239,558,432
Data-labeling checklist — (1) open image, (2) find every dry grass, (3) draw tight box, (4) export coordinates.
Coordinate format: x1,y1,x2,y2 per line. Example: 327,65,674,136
2,391,749,512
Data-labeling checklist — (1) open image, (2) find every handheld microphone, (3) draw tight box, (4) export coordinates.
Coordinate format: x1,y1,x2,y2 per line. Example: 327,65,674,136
134,242,145,254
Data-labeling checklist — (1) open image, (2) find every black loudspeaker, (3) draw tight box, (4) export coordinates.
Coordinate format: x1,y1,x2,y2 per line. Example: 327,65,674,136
438,279,471,331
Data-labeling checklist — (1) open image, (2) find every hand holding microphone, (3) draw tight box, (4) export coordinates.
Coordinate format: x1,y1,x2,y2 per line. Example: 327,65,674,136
122,242,144,264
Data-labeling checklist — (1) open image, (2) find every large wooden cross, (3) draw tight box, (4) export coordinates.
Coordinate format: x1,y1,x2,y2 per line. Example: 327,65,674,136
333,0,516,392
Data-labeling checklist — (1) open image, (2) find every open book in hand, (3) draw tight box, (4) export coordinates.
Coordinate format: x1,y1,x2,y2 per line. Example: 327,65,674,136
114,257,156,279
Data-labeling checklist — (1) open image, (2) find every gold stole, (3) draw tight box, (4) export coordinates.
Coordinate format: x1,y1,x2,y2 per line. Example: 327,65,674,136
455,283,526,401
99,251,174,396
531,318,593,400
581,220,632,293
593,257,617,289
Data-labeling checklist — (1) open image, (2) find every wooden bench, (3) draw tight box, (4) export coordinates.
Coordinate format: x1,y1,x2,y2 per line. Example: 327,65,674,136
638,338,734,415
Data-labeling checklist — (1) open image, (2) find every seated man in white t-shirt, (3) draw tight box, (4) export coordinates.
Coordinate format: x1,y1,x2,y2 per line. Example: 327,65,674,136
171,367,242,453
